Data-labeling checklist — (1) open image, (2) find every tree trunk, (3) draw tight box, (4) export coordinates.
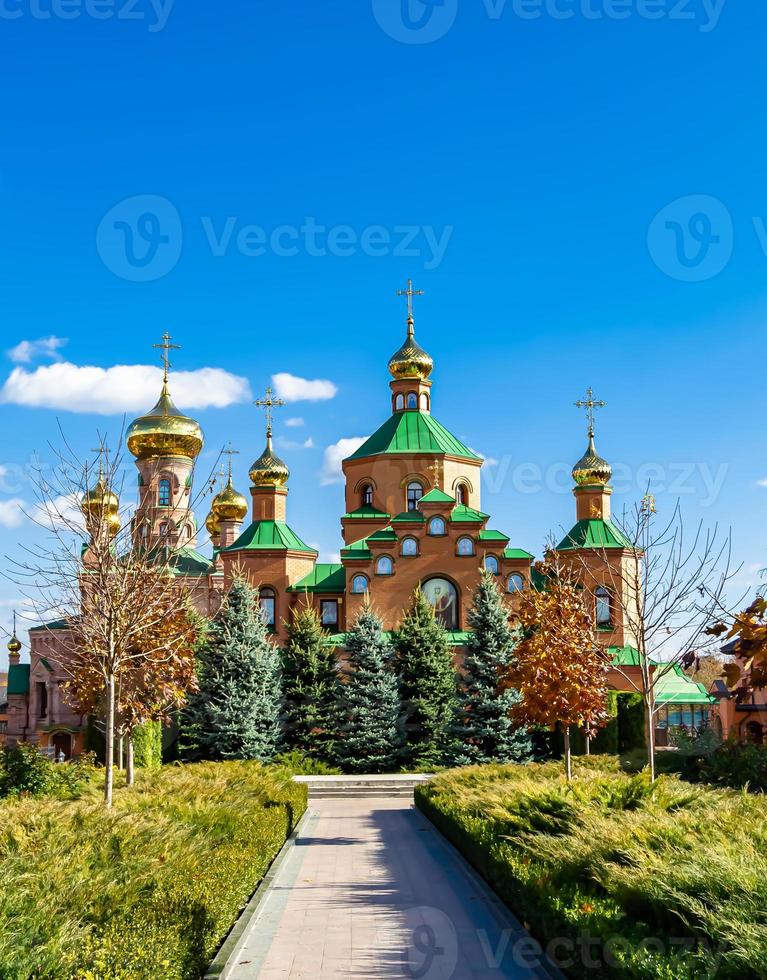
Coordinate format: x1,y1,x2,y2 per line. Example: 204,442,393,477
104,673,116,807
584,726,591,756
564,726,572,782
645,698,656,781
117,734,124,771
126,736,135,787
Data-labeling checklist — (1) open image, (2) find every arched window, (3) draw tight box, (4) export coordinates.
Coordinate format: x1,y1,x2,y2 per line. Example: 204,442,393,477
401,537,418,557
361,484,374,507
259,587,276,628
159,522,169,538
508,572,525,593
407,392,418,409
407,481,423,512
428,516,446,536
456,536,474,556
484,555,499,575
595,586,611,627
395,393,405,411
158,478,171,507
376,555,393,576
455,484,467,505
422,577,459,630
420,392,429,411
351,574,368,594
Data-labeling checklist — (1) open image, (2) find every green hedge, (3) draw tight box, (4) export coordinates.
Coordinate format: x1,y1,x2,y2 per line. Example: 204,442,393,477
0,761,306,979
132,721,163,769
416,759,767,979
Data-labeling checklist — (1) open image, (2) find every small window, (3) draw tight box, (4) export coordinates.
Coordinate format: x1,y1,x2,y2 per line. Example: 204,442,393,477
321,599,339,627
420,392,429,411
259,588,276,628
159,522,169,538
508,573,525,593
395,393,405,411
457,536,474,556
595,587,612,627
351,574,368,594
455,484,467,505
407,392,418,410
36,682,48,719
407,481,423,512
484,555,499,575
401,537,418,557
428,516,446,536
361,484,374,507
376,555,393,576
158,478,171,507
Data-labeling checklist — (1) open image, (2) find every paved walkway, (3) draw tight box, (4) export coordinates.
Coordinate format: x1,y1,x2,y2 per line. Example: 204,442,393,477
223,799,553,980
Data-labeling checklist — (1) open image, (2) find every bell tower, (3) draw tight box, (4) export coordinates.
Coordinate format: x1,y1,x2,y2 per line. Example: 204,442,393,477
388,278,433,415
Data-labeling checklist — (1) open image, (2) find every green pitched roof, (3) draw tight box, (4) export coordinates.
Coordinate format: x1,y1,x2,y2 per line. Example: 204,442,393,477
29,618,70,633
7,664,30,696
348,412,481,461
477,529,510,542
391,510,425,524
341,536,373,561
450,504,488,523
170,547,214,576
288,564,346,594
341,504,390,520
419,487,455,505
503,547,534,560
557,519,634,552
608,647,714,705
367,526,398,543
224,520,316,554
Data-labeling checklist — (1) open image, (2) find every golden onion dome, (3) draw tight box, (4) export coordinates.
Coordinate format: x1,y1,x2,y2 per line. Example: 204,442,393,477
81,477,121,538
572,432,612,487
7,632,21,656
249,433,290,487
126,382,203,461
212,478,248,523
388,318,433,381
205,508,221,538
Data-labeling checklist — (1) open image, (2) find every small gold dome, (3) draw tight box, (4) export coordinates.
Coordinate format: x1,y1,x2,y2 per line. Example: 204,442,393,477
126,383,203,461
7,633,21,656
249,433,290,487
212,479,248,523
388,319,433,381
205,508,221,538
572,433,612,487
81,478,121,538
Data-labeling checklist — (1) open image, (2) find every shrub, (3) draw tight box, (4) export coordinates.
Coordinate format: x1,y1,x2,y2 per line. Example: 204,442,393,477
273,749,341,775
132,721,163,769
701,739,767,792
0,745,94,800
416,759,767,978
0,761,306,979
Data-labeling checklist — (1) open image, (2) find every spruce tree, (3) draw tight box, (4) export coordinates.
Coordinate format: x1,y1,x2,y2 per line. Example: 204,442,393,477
282,603,341,761
180,577,282,762
451,571,533,765
395,589,458,769
336,605,402,773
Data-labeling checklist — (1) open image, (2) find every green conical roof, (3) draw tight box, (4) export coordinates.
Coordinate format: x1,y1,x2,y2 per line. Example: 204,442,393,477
348,411,480,461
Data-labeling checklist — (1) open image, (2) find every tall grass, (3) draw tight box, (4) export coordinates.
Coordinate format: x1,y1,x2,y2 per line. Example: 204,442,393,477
0,761,306,979
416,758,767,978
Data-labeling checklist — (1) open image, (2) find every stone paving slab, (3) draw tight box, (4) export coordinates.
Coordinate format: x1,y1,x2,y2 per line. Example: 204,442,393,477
222,799,554,979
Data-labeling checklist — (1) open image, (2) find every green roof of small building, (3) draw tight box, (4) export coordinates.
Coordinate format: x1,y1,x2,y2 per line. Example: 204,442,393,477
288,564,346,594
503,547,534,560
341,537,373,561
608,647,714,705
341,504,390,520
224,520,316,554
450,504,488,523
419,487,456,505
367,526,398,543
477,529,510,542
348,411,481,461
170,547,215,576
391,510,425,524
7,664,30,696
557,519,634,552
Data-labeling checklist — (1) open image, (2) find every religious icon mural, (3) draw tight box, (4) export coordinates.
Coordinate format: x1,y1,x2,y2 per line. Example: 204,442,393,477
422,577,458,630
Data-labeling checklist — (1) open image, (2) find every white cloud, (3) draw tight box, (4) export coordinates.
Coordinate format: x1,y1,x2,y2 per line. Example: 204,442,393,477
30,493,85,532
275,436,315,451
321,437,368,485
758,478,767,488
0,363,252,415
272,372,337,402
285,417,304,428
0,498,25,528
8,335,67,364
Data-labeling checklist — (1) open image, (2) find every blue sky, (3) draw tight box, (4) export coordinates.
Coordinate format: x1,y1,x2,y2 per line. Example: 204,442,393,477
0,0,765,661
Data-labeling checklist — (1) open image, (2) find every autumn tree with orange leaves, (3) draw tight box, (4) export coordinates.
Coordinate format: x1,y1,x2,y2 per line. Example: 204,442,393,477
502,550,610,780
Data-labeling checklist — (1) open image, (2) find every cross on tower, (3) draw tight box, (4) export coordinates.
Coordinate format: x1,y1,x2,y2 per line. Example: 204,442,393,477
254,386,286,436
222,441,239,482
428,458,443,490
153,332,181,382
574,387,606,438
90,442,111,480
396,278,424,325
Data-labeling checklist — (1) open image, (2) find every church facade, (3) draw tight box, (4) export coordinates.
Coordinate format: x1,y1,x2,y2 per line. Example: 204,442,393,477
2,286,712,757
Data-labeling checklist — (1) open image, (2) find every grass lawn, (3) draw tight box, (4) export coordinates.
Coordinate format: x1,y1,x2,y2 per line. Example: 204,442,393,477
0,761,306,979
416,757,767,979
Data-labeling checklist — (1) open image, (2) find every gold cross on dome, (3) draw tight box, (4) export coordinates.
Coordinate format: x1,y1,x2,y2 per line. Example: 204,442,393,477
90,442,111,480
222,441,239,481
396,278,424,323
254,386,286,436
153,332,181,382
574,387,606,437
